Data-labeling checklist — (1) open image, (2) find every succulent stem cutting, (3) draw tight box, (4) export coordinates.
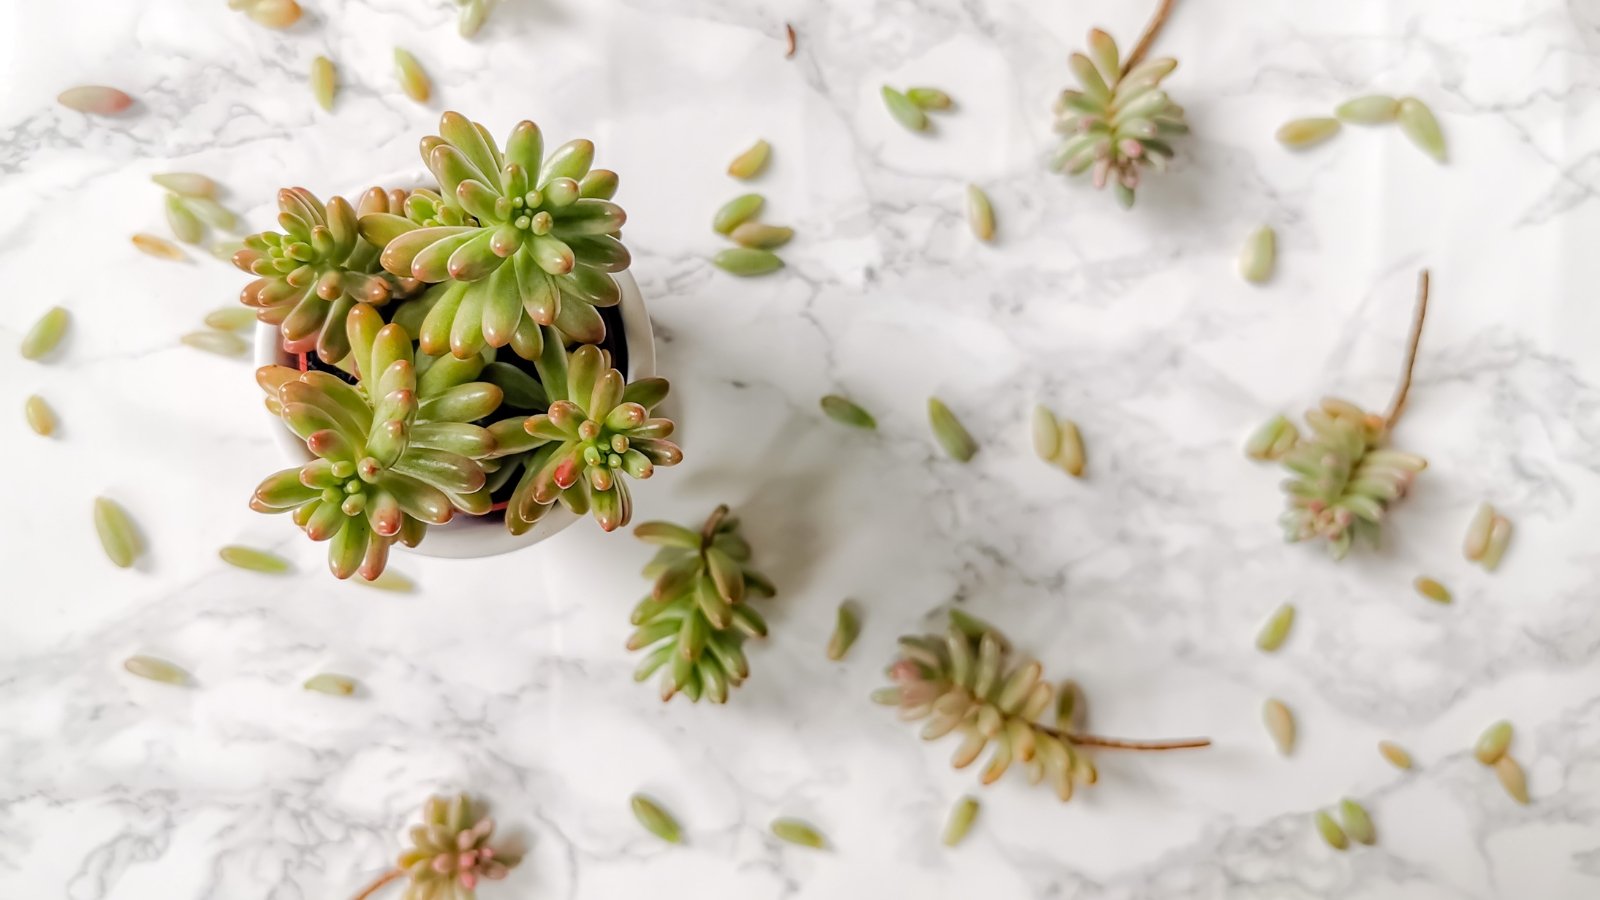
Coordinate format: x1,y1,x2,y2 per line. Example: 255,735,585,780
1051,0,1187,208
1275,270,1433,558
628,505,775,703
351,793,521,900
875,614,1209,801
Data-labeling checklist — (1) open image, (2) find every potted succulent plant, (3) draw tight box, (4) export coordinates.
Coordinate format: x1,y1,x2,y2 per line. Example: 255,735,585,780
238,112,681,579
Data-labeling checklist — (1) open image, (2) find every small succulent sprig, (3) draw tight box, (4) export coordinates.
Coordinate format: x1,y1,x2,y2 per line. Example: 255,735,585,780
875,613,1209,801
250,304,503,579
360,112,628,357
1050,0,1187,208
487,334,680,534
234,188,421,364
352,793,522,900
1276,271,1432,559
1279,399,1427,558
628,506,776,703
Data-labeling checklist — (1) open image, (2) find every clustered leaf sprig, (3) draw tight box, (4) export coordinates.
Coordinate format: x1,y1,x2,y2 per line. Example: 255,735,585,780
627,505,776,703
1050,1,1188,208
1276,270,1433,559
1279,398,1427,559
250,303,503,579
351,792,522,900
875,613,1210,801
234,187,422,364
357,112,629,359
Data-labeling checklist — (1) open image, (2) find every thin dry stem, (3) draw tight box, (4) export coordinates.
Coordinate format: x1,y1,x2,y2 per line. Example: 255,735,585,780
351,868,403,900
1033,721,1210,750
1065,732,1212,751
1121,0,1177,76
700,504,730,546
1383,269,1431,430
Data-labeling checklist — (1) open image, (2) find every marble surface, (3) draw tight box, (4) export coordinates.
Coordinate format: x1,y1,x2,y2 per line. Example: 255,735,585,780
4,0,1600,897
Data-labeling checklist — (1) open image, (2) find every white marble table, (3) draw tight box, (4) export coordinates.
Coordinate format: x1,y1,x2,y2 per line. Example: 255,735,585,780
4,1,1600,897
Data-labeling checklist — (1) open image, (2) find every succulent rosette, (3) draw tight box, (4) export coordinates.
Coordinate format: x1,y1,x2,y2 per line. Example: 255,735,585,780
1051,29,1187,208
233,187,421,363
249,304,503,579
392,793,521,897
484,331,679,534
358,112,629,359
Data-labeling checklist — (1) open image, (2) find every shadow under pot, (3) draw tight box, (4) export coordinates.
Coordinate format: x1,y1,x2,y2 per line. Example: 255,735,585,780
253,270,657,559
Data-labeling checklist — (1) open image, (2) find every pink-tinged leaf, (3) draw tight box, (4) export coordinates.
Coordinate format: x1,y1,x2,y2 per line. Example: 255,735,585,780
553,455,581,490
58,85,133,115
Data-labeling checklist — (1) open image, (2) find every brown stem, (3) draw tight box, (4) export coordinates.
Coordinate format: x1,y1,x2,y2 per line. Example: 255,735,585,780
1065,732,1212,751
700,504,730,546
1121,0,1178,76
1382,269,1431,430
1032,720,1210,750
351,869,403,900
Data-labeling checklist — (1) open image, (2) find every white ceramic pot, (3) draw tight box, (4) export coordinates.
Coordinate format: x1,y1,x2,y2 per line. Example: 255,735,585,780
252,270,655,559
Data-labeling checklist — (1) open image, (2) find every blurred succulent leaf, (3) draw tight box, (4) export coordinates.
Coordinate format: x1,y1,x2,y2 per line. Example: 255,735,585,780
1397,97,1446,163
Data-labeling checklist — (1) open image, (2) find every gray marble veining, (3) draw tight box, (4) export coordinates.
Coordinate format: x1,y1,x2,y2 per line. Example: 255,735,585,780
2,0,1599,897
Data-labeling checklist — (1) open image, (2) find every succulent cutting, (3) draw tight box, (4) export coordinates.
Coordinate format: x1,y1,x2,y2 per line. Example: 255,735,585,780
1050,0,1187,208
484,334,680,534
628,506,775,703
359,112,628,356
249,304,502,579
1274,271,1432,559
351,792,522,900
1278,398,1428,558
875,613,1209,800
234,187,421,364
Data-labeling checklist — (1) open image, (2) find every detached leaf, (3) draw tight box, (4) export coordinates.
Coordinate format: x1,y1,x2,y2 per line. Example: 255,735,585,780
726,140,771,180
1397,97,1446,163
94,497,142,568
881,86,929,132
820,394,875,429
303,673,358,695
124,655,189,685
927,397,977,462
771,818,827,849
630,794,683,844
